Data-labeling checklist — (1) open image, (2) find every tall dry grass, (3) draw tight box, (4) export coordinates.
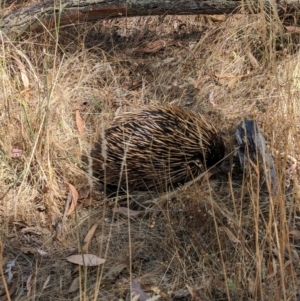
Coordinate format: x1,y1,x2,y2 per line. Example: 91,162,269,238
0,4,300,301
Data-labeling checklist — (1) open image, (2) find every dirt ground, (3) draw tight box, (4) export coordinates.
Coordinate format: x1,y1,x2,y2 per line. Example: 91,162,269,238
1,5,300,301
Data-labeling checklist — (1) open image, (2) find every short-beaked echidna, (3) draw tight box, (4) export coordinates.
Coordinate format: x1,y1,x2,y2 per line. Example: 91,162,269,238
91,105,225,192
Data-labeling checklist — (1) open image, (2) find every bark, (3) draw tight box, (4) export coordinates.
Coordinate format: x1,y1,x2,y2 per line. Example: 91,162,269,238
1,0,300,38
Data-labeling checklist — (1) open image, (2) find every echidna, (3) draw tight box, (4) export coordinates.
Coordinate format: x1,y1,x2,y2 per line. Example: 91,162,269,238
91,105,225,193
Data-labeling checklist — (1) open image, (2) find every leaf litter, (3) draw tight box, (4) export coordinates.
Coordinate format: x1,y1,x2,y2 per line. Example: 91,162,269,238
66,254,105,266
1,11,300,301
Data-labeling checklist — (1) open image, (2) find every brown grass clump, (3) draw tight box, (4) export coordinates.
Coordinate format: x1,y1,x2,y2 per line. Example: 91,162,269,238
1,6,300,301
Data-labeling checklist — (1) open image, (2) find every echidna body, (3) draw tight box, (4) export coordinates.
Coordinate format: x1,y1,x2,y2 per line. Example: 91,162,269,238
91,105,225,192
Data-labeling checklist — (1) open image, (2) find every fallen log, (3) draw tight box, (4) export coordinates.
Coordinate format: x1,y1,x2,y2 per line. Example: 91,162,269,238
1,0,300,38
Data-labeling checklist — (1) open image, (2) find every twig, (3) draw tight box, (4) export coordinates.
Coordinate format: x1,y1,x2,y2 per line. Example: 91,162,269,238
0,244,12,301
61,190,72,234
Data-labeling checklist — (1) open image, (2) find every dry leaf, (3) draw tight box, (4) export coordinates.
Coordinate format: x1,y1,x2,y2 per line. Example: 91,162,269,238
291,249,300,267
76,109,84,135
284,259,293,270
26,274,34,296
13,54,29,89
66,254,105,266
132,279,150,301
21,247,38,254
67,184,79,216
113,207,143,218
68,276,80,293
272,248,279,257
220,226,240,243
143,40,167,53
266,257,277,279
247,51,260,69
285,26,300,33
11,148,23,158
20,72,29,89
215,72,256,89
82,223,99,253
210,15,226,22
228,76,242,89
289,230,300,239
209,91,217,107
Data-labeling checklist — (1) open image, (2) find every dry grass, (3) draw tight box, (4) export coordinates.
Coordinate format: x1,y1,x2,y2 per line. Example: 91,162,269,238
1,5,300,301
